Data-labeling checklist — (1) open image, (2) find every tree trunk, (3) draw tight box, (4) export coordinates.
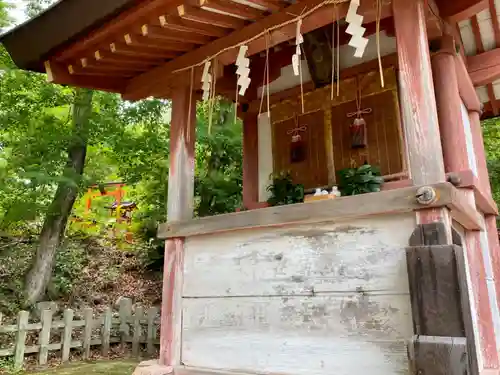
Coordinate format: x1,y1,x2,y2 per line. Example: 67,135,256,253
24,88,93,306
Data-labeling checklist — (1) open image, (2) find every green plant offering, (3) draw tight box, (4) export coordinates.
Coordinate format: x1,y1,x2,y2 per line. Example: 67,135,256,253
267,171,304,206
338,164,384,196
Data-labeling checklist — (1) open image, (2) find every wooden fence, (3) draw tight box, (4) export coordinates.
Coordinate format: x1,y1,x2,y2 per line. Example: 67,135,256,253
0,298,160,369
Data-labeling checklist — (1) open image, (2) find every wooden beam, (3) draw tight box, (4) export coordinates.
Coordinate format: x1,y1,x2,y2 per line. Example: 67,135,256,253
110,41,178,60
68,63,139,77
124,0,391,100
54,0,186,61
142,24,212,45
200,0,265,20
93,50,158,68
468,47,500,86
159,14,229,37
44,61,126,93
177,5,247,28
158,182,482,239
393,0,446,185
438,0,488,22
125,33,196,52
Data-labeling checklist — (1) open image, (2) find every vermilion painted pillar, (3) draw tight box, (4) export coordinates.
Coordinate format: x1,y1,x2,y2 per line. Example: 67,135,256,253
160,86,196,367
433,41,500,370
392,0,451,239
242,112,259,209
431,35,469,174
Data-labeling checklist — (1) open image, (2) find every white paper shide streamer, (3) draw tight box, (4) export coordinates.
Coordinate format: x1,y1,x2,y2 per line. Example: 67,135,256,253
201,61,212,101
292,19,304,76
236,45,251,96
345,0,368,58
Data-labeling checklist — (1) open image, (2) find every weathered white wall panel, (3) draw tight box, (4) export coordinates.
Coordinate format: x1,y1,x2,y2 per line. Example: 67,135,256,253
184,214,414,297
182,294,412,375
182,214,414,374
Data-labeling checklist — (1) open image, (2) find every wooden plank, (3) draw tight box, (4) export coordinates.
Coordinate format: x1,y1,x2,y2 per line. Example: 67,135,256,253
159,183,466,239
199,0,264,20
14,310,29,369
183,214,414,297
38,309,53,366
101,307,112,357
406,245,465,337
408,336,468,374
147,307,158,355
123,0,391,100
61,309,73,363
132,306,143,357
467,48,500,86
177,5,246,29
159,15,229,37
182,295,412,375
393,0,445,185
439,0,488,22
120,297,133,348
82,308,93,360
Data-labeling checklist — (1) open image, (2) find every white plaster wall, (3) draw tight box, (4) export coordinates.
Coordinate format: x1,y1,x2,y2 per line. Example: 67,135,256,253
182,213,415,375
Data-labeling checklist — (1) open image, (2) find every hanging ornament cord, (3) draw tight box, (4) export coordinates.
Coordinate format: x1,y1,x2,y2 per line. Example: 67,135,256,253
336,4,340,96
376,0,384,88
347,76,372,119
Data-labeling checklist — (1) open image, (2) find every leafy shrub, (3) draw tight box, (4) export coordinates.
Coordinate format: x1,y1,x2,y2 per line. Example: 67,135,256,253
267,171,304,206
338,164,384,196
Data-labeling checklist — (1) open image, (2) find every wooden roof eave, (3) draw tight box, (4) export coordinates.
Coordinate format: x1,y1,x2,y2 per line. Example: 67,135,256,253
121,0,393,100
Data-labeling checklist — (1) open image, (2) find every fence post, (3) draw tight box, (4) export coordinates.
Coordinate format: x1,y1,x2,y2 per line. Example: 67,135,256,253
14,310,29,369
62,309,73,363
132,306,143,357
38,309,53,366
82,308,93,360
119,298,132,351
147,307,158,356
101,307,112,357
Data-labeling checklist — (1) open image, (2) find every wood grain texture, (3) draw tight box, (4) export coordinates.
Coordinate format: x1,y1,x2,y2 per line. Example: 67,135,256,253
331,90,404,177
182,294,412,375
242,113,259,208
272,110,329,189
406,245,465,337
160,238,185,366
159,182,481,238
408,336,468,375
393,0,446,186
168,86,196,222
183,214,414,297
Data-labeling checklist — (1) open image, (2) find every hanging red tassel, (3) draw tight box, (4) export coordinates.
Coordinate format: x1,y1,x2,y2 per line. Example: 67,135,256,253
350,117,367,149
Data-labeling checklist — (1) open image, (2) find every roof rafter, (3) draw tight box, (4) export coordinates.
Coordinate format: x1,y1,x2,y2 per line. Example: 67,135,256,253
123,0,391,100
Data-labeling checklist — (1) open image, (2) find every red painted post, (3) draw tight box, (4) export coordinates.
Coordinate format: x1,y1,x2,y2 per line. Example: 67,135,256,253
431,36,469,174
242,112,259,209
392,0,450,237
159,86,196,367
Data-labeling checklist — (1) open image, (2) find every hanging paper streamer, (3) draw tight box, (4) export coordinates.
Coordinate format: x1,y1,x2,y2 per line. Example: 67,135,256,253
236,45,251,96
345,0,369,58
292,19,304,76
201,61,212,101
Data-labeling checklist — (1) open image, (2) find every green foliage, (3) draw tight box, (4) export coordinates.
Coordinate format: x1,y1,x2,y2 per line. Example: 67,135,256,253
482,118,500,205
266,171,304,206
49,243,87,298
0,0,13,30
338,164,384,196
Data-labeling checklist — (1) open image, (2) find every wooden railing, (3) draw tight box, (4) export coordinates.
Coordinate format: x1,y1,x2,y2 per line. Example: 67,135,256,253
0,298,160,369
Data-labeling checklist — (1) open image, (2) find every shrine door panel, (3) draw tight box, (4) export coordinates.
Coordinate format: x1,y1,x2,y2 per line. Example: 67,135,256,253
272,110,329,190
331,90,403,179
